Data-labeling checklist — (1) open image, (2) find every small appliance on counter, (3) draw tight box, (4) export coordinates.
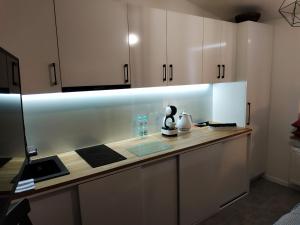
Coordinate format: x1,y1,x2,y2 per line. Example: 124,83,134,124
161,105,178,137
177,112,193,133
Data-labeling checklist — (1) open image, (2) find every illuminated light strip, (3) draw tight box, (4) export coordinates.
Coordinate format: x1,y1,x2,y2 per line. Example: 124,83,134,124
22,84,211,102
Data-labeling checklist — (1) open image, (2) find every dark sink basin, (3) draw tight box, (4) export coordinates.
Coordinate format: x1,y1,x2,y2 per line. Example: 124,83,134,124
20,155,70,183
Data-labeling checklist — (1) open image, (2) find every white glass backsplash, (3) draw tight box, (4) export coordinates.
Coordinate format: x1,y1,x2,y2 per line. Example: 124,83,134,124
22,84,212,155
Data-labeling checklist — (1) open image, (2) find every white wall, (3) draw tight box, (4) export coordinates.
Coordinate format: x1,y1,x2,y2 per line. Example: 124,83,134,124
120,0,219,18
266,18,300,185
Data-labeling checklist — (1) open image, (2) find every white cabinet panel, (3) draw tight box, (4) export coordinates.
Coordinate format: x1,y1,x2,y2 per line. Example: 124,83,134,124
142,158,177,225
203,18,236,84
180,144,221,225
236,22,273,178
203,18,222,84
167,11,204,85
128,5,167,88
221,21,237,82
218,136,249,206
55,0,130,87
79,168,143,225
29,188,81,225
0,0,61,94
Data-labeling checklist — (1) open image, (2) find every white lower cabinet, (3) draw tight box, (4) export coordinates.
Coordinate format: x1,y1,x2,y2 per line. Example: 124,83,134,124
28,188,81,225
79,168,143,225
142,157,178,225
180,144,221,225
217,136,249,207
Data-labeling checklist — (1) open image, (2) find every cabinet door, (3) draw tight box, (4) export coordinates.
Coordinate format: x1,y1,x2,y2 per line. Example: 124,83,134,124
218,136,249,207
0,51,8,92
0,0,61,94
180,144,221,225
79,168,143,225
128,5,167,88
55,0,130,88
29,188,81,225
167,11,204,85
142,157,177,225
203,18,222,84
220,22,237,82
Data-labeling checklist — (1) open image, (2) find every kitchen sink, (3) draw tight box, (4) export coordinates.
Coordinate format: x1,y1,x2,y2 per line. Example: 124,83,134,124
20,155,70,183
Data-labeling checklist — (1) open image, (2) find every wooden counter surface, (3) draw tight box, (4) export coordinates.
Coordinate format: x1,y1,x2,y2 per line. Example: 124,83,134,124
6,126,251,198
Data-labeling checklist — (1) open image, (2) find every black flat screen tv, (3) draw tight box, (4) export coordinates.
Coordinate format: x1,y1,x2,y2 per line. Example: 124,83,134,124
0,47,27,224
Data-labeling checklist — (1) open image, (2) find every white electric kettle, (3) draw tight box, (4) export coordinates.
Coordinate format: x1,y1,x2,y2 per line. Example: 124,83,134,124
177,112,193,132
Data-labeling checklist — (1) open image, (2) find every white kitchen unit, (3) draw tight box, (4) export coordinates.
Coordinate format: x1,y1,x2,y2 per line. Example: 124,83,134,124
128,6,203,87
0,0,62,94
79,168,143,225
236,21,273,179
142,157,178,225
55,0,130,88
180,135,249,225
203,18,237,83
217,136,249,206
128,6,167,88
29,188,81,225
167,11,204,85
180,144,221,225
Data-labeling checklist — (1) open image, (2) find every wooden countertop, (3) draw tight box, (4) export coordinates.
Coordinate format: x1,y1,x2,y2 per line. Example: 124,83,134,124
5,126,251,198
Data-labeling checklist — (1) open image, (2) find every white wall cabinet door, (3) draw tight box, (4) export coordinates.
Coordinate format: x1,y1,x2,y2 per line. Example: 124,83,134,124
29,188,81,225
128,5,167,88
142,157,178,225
180,144,221,225
203,18,222,84
217,136,249,207
55,0,130,88
220,21,237,82
167,11,204,86
79,168,143,225
0,0,61,94
203,18,236,84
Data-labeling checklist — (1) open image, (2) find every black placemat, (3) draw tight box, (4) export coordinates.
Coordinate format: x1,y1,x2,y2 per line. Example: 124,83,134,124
75,145,126,168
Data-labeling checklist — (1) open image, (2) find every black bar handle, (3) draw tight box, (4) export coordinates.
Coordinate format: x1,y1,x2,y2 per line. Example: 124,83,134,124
12,62,18,86
247,102,251,125
124,64,129,83
163,64,167,82
169,64,173,81
50,63,58,85
222,65,225,79
217,65,221,79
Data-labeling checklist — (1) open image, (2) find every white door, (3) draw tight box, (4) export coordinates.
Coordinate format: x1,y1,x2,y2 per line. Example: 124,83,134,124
180,144,221,225
0,0,61,94
55,0,130,88
167,11,204,86
203,18,222,84
142,158,177,225
220,21,237,82
79,168,143,225
218,136,249,207
128,5,167,88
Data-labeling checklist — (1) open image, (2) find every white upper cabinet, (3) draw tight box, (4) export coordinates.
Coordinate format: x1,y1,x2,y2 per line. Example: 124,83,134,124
128,7,203,88
203,18,237,83
0,0,61,94
128,5,167,88
55,0,130,88
167,11,204,86
221,21,237,82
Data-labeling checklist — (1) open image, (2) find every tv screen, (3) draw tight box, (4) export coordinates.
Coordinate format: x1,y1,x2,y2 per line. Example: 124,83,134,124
0,48,27,223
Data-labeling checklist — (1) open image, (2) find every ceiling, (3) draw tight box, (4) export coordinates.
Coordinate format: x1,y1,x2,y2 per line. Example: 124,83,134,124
189,0,286,21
